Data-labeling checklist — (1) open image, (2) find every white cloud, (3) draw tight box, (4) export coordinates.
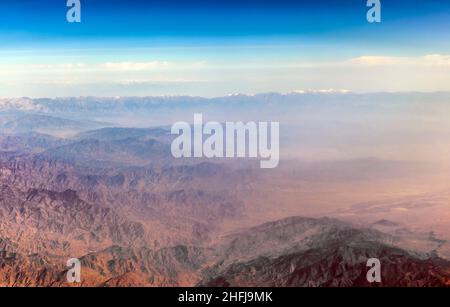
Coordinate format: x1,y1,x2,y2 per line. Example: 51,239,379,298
27,63,87,71
346,54,450,67
0,61,173,74
292,89,350,94
0,54,448,97
116,78,208,85
98,61,171,71
422,54,450,67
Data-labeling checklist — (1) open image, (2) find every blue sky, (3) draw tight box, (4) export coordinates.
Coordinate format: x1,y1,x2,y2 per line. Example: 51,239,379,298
0,0,449,97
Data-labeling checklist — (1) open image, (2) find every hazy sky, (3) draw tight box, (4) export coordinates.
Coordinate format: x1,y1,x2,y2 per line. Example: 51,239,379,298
0,0,449,97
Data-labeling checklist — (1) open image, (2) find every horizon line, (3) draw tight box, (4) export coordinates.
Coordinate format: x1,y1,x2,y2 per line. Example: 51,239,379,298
2,90,450,101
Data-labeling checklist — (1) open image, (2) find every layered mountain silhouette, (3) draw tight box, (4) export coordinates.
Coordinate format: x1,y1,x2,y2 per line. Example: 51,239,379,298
2,94,450,286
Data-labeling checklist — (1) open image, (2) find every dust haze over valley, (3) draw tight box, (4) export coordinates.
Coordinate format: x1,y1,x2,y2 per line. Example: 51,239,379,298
1,92,450,286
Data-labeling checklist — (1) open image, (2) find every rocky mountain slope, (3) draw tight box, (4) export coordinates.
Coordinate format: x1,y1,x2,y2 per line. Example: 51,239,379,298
1,119,450,287
199,218,450,287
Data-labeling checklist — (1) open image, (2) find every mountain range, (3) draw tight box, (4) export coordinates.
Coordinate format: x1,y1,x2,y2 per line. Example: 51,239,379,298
1,93,450,286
